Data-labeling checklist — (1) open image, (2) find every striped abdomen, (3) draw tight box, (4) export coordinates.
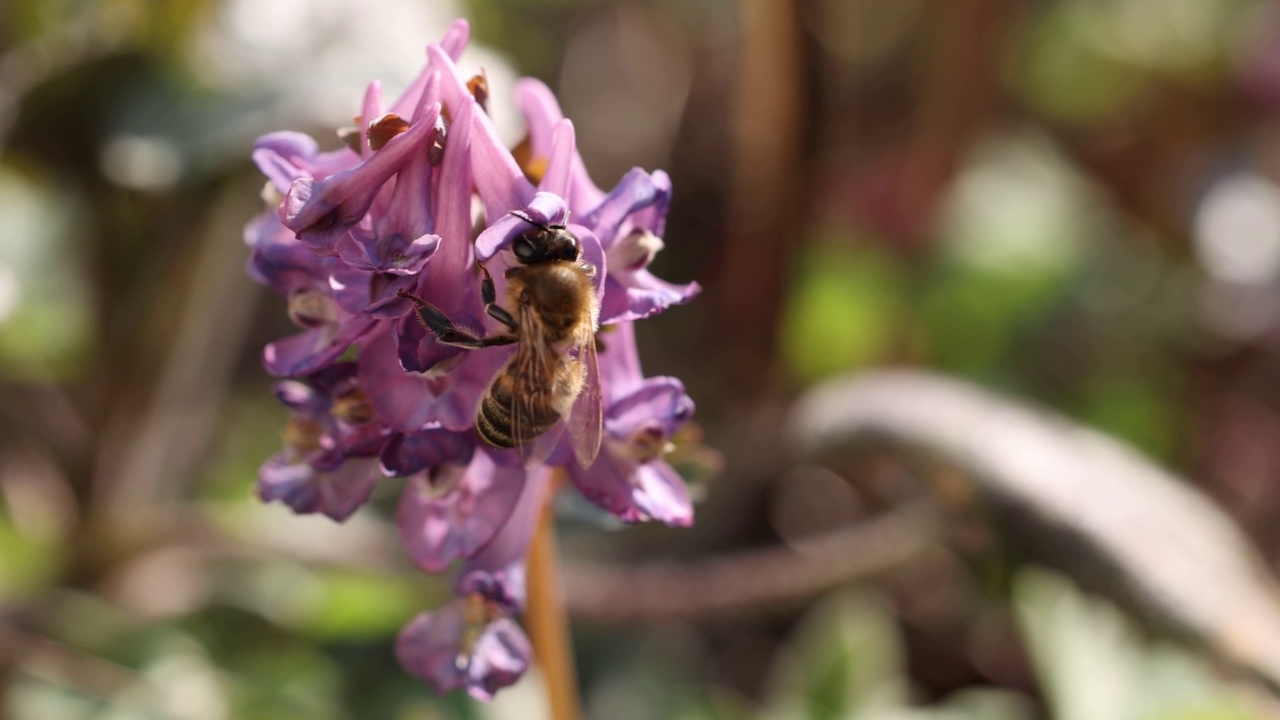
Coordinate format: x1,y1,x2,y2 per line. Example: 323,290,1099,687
476,364,561,449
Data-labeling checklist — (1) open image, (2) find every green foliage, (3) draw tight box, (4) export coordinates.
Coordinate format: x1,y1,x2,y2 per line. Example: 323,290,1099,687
0,512,63,601
781,240,902,385
764,591,909,720
1012,3,1146,124
1075,371,1180,460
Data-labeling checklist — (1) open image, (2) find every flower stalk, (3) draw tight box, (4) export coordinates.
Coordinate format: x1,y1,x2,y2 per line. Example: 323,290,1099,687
526,475,581,720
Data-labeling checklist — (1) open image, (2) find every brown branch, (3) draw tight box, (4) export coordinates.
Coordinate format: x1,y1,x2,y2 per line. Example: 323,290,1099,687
562,505,937,623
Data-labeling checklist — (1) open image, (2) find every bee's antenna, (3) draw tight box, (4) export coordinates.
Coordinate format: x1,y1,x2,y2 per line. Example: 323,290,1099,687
509,209,569,231
509,209,543,229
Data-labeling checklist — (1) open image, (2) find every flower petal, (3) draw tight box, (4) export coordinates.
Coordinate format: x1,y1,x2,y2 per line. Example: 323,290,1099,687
629,460,694,527
365,272,420,314
568,452,692,527
599,272,700,325
281,110,438,252
576,225,607,302
466,619,532,701
262,319,374,378
381,428,474,477
247,213,340,296
583,167,672,249
515,78,561,159
596,320,642,396
426,45,535,219
396,602,468,694
474,192,570,260
358,80,385,159
515,78,604,210
433,96,476,277
605,376,694,439
252,132,319,193
272,379,320,414
455,467,549,612
538,119,576,198
440,18,471,61
258,454,381,522
358,326,505,432
397,449,525,572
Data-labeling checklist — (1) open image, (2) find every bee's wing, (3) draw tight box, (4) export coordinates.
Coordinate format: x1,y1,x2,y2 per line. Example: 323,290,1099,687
566,328,603,468
510,304,565,469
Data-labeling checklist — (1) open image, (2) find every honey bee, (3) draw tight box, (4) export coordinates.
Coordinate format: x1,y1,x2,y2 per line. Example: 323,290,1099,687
397,211,602,467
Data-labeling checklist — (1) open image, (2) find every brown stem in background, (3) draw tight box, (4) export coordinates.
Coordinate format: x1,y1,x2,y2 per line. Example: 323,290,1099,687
526,480,582,720
712,0,807,385
889,0,1008,251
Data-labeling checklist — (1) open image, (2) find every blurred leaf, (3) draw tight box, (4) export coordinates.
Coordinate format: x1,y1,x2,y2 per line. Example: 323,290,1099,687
1013,568,1266,720
928,689,1034,720
671,688,758,720
1074,0,1248,77
227,643,342,720
1076,371,1179,460
299,570,425,641
8,675,104,720
781,240,901,385
857,689,1033,720
0,512,62,600
765,590,906,720
214,558,436,641
1011,3,1145,123
48,592,142,658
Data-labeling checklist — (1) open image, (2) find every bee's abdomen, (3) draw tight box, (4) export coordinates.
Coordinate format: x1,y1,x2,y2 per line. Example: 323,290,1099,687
477,375,560,449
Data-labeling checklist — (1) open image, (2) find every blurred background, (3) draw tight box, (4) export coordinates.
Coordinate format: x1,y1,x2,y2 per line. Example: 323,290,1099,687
6,0,1280,718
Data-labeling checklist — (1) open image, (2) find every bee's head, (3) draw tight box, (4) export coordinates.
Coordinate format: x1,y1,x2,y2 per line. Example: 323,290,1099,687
510,224,580,265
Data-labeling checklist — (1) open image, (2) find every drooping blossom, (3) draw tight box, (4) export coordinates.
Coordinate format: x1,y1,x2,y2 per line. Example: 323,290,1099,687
245,18,702,700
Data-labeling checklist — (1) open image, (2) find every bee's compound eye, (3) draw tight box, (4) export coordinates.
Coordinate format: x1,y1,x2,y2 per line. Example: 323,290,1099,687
550,229,580,260
512,234,537,261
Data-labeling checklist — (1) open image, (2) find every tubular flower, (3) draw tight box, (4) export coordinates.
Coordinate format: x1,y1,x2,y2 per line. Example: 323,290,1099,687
245,19,701,700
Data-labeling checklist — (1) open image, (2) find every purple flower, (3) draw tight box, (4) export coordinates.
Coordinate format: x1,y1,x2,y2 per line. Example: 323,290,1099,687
257,363,390,521
246,17,706,700
396,595,532,701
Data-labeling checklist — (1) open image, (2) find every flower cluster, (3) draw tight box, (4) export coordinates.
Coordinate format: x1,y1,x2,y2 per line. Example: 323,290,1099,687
245,20,699,700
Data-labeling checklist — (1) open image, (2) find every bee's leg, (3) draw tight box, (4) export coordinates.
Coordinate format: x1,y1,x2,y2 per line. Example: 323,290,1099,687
477,262,518,331
396,290,517,348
